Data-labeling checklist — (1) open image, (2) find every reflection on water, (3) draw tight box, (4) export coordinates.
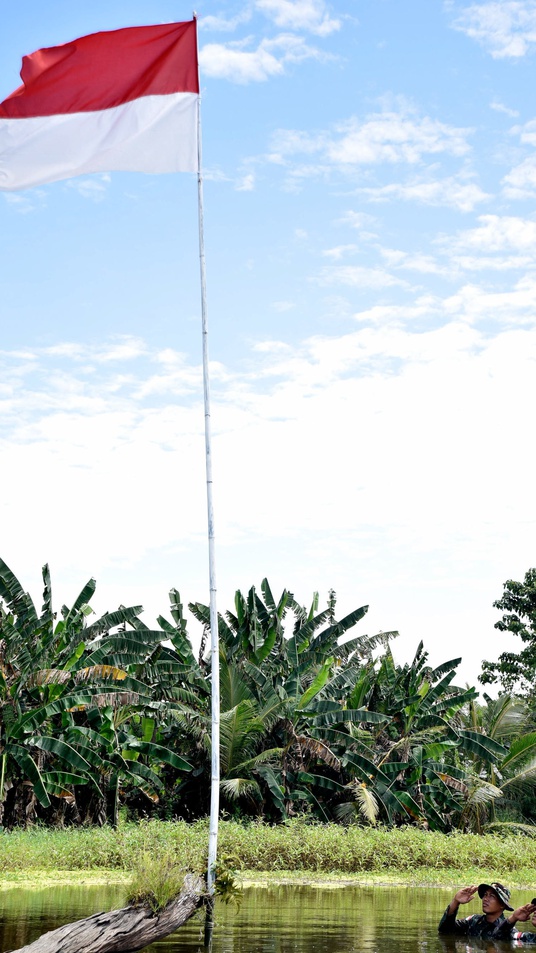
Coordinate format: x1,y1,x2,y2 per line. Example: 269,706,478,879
0,884,126,953
0,884,520,953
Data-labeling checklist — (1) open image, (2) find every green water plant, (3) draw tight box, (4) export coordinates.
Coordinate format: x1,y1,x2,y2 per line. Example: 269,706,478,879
127,851,195,912
213,854,243,908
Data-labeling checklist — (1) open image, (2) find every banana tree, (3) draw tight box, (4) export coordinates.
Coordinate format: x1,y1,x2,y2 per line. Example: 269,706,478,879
187,581,397,819
459,693,536,831
61,702,192,826
189,579,396,682
0,559,189,825
330,644,507,831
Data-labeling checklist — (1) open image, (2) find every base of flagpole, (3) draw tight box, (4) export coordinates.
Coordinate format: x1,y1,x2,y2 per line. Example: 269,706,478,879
203,895,215,949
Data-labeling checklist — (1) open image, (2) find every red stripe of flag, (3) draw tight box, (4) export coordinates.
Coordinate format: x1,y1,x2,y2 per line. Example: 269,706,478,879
0,21,199,119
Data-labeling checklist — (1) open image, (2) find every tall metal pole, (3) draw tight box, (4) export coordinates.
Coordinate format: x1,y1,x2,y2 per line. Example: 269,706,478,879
194,14,220,904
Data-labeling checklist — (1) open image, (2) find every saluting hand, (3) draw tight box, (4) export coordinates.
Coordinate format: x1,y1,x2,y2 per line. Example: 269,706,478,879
507,904,536,924
454,886,479,905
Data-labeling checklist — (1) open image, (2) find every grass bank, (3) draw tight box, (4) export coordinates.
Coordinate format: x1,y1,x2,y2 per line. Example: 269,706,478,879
2,820,536,889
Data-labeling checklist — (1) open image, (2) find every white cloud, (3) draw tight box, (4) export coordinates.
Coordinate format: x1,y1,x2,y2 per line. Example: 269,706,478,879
267,31,329,62
203,167,231,183
338,211,377,231
199,11,253,32
451,254,534,271
443,275,536,324
66,175,110,202
379,248,451,277
236,172,256,191
255,0,340,35
316,264,408,289
502,123,536,196
272,300,296,311
357,176,490,212
451,1,536,58
268,102,473,175
352,299,441,325
45,338,147,363
199,33,325,82
376,215,536,281
252,339,293,351
1,318,536,683
517,118,536,144
322,244,359,260
200,39,284,82
503,155,536,196
3,189,48,213
490,100,519,117
445,213,536,252
325,111,471,165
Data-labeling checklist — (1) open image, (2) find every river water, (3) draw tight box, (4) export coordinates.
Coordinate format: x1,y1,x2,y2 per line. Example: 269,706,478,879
0,883,518,953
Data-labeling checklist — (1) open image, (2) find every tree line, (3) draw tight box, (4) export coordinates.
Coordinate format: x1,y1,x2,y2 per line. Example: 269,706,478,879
1,557,535,832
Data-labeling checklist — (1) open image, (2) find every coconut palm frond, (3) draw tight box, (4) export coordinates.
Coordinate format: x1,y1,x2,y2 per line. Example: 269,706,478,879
334,800,360,824
467,779,504,805
231,747,284,774
354,782,379,824
501,756,536,792
485,820,536,835
220,777,261,801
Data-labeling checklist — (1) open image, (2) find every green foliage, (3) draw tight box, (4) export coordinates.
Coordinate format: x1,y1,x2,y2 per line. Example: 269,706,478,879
332,643,496,832
2,560,533,835
0,819,209,871
188,580,397,821
3,819,536,879
213,855,243,908
0,560,193,827
459,693,536,830
127,850,190,912
480,569,536,695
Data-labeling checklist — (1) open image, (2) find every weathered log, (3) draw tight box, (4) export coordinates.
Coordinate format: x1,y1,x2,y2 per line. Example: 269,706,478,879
8,873,205,953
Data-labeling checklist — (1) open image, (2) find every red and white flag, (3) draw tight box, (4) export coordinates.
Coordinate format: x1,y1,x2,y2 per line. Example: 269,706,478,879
0,20,199,191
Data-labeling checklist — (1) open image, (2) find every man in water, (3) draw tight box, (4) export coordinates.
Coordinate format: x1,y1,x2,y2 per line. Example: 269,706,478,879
438,883,514,938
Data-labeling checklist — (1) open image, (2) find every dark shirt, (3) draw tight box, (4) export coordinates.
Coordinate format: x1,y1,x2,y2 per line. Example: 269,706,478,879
494,919,536,943
439,906,513,939
508,930,536,944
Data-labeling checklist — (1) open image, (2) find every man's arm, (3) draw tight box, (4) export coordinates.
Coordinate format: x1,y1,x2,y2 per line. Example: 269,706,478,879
505,909,536,943
496,903,536,943
438,886,479,934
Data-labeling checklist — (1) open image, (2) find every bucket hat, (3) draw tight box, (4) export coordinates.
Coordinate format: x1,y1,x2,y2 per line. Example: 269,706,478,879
478,883,513,911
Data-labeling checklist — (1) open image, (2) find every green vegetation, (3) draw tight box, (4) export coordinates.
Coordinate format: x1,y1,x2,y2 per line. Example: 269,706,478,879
1,559,536,833
0,559,192,828
481,569,536,698
2,820,536,888
127,851,193,911
212,856,244,907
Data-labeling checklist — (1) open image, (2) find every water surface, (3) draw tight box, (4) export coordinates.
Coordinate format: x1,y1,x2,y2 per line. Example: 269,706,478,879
0,883,515,953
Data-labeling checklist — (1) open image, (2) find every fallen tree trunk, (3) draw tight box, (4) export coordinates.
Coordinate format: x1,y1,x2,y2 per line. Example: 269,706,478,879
8,873,205,953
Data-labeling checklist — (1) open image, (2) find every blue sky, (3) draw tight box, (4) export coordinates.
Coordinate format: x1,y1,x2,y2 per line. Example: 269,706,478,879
1,0,536,686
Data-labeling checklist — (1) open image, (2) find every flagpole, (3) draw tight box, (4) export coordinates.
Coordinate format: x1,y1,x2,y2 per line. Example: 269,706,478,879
193,13,220,911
